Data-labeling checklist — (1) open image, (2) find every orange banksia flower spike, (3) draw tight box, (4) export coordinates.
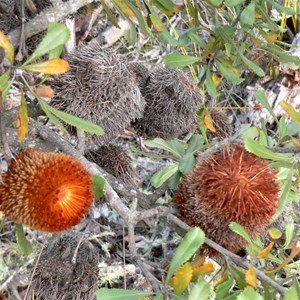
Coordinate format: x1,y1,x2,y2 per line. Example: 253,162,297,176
173,144,279,254
0,149,93,232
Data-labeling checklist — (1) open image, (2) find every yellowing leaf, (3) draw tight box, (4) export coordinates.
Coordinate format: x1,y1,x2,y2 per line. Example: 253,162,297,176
212,72,222,87
268,227,282,240
266,34,278,44
257,241,275,259
280,100,300,125
291,137,300,148
265,245,300,274
35,85,55,98
17,91,28,141
192,262,214,278
149,13,165,32
0,31,14,64
191,254,206,269
21,58,70,74
255,12,262,19
215,275,226,288
204,111,216,133
114,0,135,17
169,262,193,294
245,263,257,289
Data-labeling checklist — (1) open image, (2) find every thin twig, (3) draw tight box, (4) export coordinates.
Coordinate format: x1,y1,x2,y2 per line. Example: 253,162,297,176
268,146,300,154
0,111,13,163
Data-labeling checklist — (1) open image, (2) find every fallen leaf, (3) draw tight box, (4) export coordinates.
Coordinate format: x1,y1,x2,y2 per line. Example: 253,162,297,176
22,58,70,74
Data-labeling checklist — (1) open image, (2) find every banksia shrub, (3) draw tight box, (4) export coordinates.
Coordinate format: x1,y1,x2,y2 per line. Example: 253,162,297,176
207,110,233,140
0,149,93,232
85,144,138,186
32,232,99,300
133,67,203,139
173,144,279,254
50,42,145,144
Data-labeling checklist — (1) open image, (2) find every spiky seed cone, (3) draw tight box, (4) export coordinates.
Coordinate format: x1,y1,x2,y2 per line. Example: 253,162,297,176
85,144,138,186
133,67,203,139
129,62,150,96
173,144,279,254
207,110,233,140
0,149,93,232
32,232,99,300
50,42,145,145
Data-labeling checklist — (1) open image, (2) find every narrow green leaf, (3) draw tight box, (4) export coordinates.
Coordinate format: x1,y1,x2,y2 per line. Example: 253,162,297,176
244,138,293,161
178,153,195,175
92,175,106,199
166,227,205,283
157,29,180,46
216,59,244,84
206,66,218,97
229,222,252,244
239,51,265,76
230,266,247,290
96,288,152,300
186,134,205,154
273,167,294,220
48,45,64,60
216,279,234,300
284,285,299,300
283,221,295,249
240,2,256,26
254,90,279,126
151,164,178,188
188,278,210,300
153,295,164,300
24,23,70,65
266,0,295,14
100,0,120,29
124,25,137,45
225,0,245,6
208,0,223,7
15,224,32,256
237,286,263,300
187,31,207,49
164,53,200,68
144,138,183,160
169,140,186,157
45,101,104,135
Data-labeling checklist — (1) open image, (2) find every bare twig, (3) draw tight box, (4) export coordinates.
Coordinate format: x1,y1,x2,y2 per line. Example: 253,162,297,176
8,0,101,49
0,111,13,163
267,146,300,154
15,0,28,61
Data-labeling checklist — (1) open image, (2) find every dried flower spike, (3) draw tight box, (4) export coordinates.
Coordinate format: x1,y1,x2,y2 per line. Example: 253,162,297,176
207,110,233,140
133,66,203,139
50,42,145,145
0,149,93,232
173,144,279,254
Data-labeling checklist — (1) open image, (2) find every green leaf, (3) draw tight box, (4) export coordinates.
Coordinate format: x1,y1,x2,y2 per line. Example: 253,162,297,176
238,51,265,76
124,25,137,45
273,167,294,220
266,0,295,14
153,295,164,300
144,138,183,160
24,23,70,65
178,153,195,175
15,224,32,256
188,278,210,300
240,2,256,26
92,175,106,198
285,285,299,300
206,66,218,97
169,140,186,157
216,279,234,300
254,90,279,126
96,288,152,300
283,221,295,249
187,31,207,49
151,164,178,188
186,134,205,154
0,70,11,104
208,0,223,7
164,54,200,68
216,59,244,84
100,0,120,29
168,170,183,189
230,266,247,289
237,286,263,300
229,222,252,244
166,227,205,283
244,138,293,161
42,100,104,135
225,0,245,6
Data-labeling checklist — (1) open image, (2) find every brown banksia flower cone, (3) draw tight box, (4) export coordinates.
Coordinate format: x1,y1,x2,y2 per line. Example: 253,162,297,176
0,149,93,232
32,232,99,300
129,62,150,96
173,144,279,254
50,42,145,145
85,144,138,186
207,110,233,140
133,66,203,139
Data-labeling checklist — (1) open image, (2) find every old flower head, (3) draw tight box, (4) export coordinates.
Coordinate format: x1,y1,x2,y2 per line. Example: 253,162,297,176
0,149,93,232
173,144,279,254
